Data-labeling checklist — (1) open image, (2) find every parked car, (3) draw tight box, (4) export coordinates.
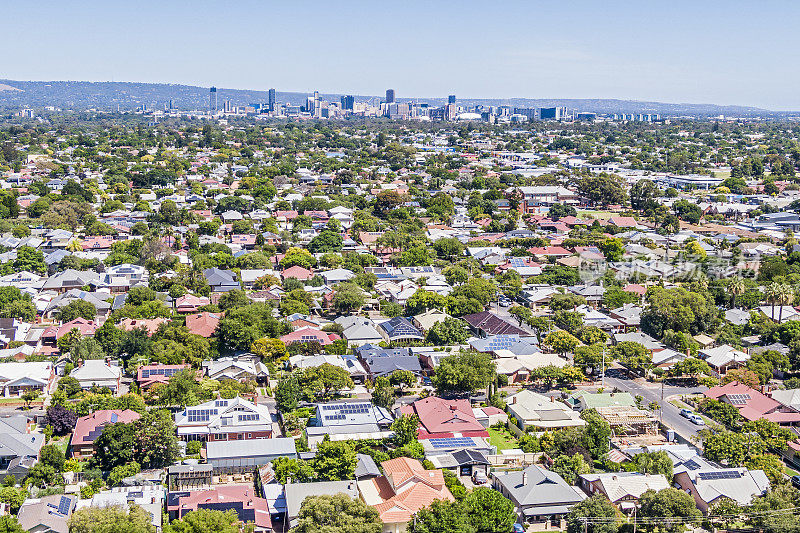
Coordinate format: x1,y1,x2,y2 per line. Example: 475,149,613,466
689,414,705,426
680,408,693,418
792,475,800,490
513,524,525,533
472,470,488,485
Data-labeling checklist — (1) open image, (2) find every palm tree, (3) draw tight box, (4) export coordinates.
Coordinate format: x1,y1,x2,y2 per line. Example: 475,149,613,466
729,278,745,309
764,283,780,322
66,239,82,252
776,283,795,324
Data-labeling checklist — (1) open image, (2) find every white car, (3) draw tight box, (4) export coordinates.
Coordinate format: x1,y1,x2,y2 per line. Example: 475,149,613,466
689,414,705,426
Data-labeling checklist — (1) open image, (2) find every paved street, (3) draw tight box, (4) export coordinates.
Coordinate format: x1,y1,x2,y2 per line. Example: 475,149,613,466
599,368,708,446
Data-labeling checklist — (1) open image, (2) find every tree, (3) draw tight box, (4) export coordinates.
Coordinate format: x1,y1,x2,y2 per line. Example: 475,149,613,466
292,494,382,533
580,409,611,459
217,289,250,310
311,440,357,481
371,376,395,410
632,451,673,478
275,374,300,412
250,337,287,361
601,287,639,309
67,504,156,533
390,370,415,390
599,238,624,262
39,444,65,471
611,341,652,373
718,361,758,385
630,179,659,213
426,317,470,346
701,430,766,465
408,500,475,533
406,290,448,315
443,266,469,286
432,238,463,260
638,488,701,532
308,230,343,254
550,453,591,485
576,326,607,346
56,300,96,322
132,410,180,468
548,204,577,221
92,422,135,471
544,330,579,356
145,369,208,407
391,415,420,446
579,174,626,206
332,283,366,313
673,199,703,224
164,509,241,533
464,487,516,533
549,293,586,312
0,516,24,533
746,453,785,485
107,462,141,487
508,305,532,327
433,352,495,394
566,494,619,533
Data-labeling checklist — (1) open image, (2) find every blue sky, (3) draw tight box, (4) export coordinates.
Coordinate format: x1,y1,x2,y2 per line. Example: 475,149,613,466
3,0,799,110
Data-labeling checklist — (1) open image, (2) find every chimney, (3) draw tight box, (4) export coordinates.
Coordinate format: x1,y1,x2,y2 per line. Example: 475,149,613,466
550,396,555,402
511,396,516,405
522,471,528,485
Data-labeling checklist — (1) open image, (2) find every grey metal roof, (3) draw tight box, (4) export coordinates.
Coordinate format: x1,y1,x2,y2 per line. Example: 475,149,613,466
206,437,297,460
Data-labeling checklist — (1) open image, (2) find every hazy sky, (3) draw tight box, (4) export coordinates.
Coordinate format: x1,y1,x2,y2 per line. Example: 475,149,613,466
3,0,799,110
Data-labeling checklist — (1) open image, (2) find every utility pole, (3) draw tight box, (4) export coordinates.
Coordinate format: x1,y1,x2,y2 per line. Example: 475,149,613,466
601,346,606,389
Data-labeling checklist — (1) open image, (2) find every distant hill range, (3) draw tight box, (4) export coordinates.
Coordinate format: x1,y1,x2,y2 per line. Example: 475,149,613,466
0,79,787,117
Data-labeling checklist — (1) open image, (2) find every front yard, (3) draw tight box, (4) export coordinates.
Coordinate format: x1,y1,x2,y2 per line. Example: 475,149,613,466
488,427,518,451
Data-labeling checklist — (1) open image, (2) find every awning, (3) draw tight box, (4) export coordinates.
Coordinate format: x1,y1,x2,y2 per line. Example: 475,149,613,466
523,505,571,516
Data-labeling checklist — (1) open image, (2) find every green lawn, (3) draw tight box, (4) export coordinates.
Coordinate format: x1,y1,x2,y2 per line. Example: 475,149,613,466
488,427,518,451
785,465,799,477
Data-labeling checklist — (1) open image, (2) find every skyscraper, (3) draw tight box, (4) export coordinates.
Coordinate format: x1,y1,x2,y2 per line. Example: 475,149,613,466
386,89,395,104
268,88,276,111
341,95,355,111
209,87,218,113
448,94,456,104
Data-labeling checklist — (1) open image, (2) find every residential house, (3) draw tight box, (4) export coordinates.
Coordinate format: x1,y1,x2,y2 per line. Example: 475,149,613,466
699,344,750,375
359,457,454,533
335,316,384,347
399,397,489,440
306,401,393,448
76,485,165,532
461,311,528,337
412,309,451,333
136,364,191,391
281,265,314,281
203,268,240,292
71,410,141,459
206,437,296,473
674,467,769,513
280,327,339,346
168,486,271,532
705,381,800,426
18,494,79,533
69,359,122,392
0,415,44,479
492,464,584,526
377,317,424,343
578,472,669,511
0,361,55,396
203,357,269,382
290,353,369,383
174,294,210,313
357,345,423,378
506,390,586,430
174,396,274,441
185,312,221,337
284,480,359,529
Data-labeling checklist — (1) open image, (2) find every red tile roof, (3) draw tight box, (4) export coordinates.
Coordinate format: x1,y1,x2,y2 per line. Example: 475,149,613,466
185,312,222,338
705,381,800,424
73,409,141,446
399,397,488,439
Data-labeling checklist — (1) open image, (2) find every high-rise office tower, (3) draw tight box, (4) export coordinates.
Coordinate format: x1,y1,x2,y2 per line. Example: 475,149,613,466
268,88,276,111
448,94,456,104
341,95,355,111
168,99,173,110
223,100,232,113
386,89,395,104
209,87,218,113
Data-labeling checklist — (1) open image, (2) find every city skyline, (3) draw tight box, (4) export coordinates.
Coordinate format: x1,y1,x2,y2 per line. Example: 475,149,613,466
3,1,799,110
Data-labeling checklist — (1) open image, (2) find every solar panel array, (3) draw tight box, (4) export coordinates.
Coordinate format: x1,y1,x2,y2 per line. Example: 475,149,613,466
141,367,182,379
509,257,527,268
429,437,475,449
698,470,742,481
187,408,218,422
484,335,520,350
57,496,71,515
683,459,701,471
727,394,751,405
321,403,371,413
325,414,347,421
